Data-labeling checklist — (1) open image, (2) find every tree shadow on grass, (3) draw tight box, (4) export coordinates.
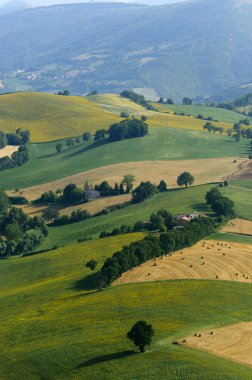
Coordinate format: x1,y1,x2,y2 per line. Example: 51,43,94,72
192,202,210,212
75,350,136,369
72,272,100,292
62,139,109,160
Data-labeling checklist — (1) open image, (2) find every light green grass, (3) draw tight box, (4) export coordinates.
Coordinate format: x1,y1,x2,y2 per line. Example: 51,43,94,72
211,233,252,245
230,179,252,189
0,127,249,190
220,186,252,221
1,235,252,379
154,103,252,124
41,184,213,249
0,92,121,142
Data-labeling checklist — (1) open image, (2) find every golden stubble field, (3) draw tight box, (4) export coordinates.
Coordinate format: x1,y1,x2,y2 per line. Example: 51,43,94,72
9,157,242,201
181,322,252,369
113,240,252,286
222,219,252,236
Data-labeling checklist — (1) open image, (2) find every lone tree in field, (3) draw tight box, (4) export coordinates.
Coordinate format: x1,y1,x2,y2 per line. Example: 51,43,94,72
86,259,98,271
127,320,154,353
177,172,194,188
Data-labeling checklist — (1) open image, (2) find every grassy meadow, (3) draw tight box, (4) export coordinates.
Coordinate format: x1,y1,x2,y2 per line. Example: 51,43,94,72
41,184,213,249
1,235,252,380
220,185,252,221
0,127,249,190
211,233,252,245
154,103,252,124
230,179,252,189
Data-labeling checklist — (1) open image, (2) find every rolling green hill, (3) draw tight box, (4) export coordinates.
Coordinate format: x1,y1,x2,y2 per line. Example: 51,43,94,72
1,234,252,379
0,92,121,142
0,127,249,190
154,103,252,124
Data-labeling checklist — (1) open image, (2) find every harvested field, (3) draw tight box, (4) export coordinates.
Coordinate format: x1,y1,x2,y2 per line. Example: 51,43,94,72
17,194,131,217
0,145,18,158
113,240,252,286
227,160,252,180
59,194,131,215
9,157,241,201
181,322,252,369
222,219,252,236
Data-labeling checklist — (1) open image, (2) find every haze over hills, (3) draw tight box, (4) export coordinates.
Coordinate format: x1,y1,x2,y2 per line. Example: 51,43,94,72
0,0,252,99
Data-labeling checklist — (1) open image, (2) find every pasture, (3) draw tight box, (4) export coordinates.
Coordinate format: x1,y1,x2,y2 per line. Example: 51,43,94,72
182,322,252,369
1,235,252,379
221,185,252,221
0,127,249,190
40,184,213,249
113,240,252,286
211,233,252,245
0,92,121,142
154,103,252,124
11,157,241,201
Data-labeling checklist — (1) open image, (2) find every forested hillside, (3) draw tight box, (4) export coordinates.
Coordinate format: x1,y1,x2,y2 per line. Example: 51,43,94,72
0,0,252,99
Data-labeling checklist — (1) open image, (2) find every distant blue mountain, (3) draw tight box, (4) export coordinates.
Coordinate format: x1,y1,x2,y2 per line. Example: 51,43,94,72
0,0,251,100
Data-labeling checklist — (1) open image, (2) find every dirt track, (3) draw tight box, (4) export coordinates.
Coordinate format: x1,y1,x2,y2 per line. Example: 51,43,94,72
113,240,252,286
182,322,252,369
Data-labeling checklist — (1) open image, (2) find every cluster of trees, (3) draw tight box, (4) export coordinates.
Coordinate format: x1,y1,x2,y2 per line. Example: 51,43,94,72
50,209,91,226
37,184,87,207
0,146,29,171
100,216,217,286
0,128,30,148
212,93,252,113
120,90,155,110
109,118,148,142
203,122,224,134
158,97,174,105
205,187,235,217
132,180,168,204
57,90,70,96
100,209,175,239
230,120,252,142
94,175,135,196
0,191,48,257
196,115,217,122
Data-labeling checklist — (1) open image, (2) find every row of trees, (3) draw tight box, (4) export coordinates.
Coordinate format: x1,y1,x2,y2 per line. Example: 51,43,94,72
37,183,86,206
100,216,217,286
120,90,155,111
203,122,224,134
